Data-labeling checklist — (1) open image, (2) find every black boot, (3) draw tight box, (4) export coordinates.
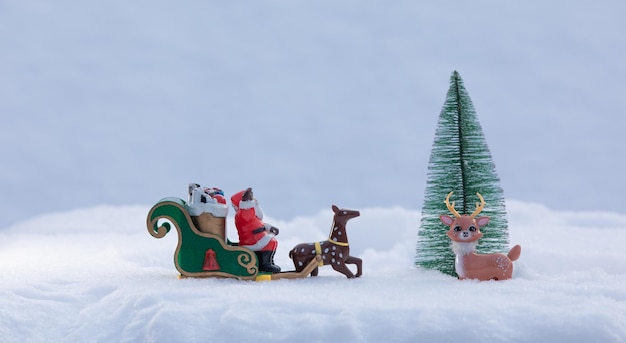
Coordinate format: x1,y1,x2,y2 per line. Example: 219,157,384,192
256,251,281,273
268,250,281,273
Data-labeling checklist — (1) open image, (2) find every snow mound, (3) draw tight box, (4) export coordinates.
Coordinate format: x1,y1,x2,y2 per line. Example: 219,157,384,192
1,200,625,342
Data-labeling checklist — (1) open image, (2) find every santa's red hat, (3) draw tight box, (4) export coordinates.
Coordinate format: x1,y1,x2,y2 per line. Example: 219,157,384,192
230,190,255,212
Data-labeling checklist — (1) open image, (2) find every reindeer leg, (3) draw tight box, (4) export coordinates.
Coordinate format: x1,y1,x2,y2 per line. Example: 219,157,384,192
292,257,307,273
332,261,355,278
310,266,319,277
291,257,300,272
345,256,362,277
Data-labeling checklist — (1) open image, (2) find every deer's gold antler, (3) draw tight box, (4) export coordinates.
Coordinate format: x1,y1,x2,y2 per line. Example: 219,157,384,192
444,192,461,218
470,193,485,218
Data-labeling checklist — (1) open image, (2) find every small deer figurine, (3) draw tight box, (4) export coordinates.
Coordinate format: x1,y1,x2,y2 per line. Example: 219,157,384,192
440,192,521,281
289,205,362,278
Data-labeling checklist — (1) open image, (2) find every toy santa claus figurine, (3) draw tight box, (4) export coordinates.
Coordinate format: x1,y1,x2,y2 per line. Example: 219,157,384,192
230,187,281,273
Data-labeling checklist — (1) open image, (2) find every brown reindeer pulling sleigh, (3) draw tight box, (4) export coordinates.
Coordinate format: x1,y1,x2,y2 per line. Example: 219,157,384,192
289,205,363,278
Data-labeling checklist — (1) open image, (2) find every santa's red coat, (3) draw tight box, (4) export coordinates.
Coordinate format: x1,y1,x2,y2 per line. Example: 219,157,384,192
231,190,278,252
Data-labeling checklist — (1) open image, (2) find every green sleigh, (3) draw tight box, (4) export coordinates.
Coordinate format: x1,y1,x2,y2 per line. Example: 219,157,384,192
146,197,259,280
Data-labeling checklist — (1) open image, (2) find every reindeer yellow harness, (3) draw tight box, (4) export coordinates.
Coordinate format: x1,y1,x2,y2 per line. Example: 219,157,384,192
313,220,350,267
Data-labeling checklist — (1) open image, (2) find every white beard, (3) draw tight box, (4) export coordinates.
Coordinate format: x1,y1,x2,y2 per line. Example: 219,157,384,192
254,201,264,220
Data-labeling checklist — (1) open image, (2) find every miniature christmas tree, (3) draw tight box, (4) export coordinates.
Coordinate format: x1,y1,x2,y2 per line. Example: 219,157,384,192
415,71,509,277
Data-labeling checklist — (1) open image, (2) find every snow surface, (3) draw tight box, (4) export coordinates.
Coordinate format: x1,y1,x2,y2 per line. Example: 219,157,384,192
1,200,625,342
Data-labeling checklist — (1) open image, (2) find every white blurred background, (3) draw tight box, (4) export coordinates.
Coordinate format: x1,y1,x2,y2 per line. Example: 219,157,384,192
2,1,624,227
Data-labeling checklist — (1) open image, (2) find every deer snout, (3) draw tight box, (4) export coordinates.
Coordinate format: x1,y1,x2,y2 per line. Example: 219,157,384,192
453,229,473,241
447,224,483,242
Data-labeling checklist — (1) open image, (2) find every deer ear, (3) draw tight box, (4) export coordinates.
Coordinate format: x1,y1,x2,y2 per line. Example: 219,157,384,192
440,215,454,226
332,205,339,213
475,216,490,227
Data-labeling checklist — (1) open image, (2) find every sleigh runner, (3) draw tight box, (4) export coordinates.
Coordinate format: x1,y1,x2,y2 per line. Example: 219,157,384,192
147,197,353,281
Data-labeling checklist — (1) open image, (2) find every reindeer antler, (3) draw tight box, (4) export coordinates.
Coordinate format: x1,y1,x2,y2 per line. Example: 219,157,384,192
470,193,485,218
444,192,461,218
